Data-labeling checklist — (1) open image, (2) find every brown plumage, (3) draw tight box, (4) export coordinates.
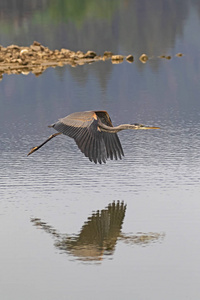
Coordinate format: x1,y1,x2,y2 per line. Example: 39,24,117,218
27,110,159,164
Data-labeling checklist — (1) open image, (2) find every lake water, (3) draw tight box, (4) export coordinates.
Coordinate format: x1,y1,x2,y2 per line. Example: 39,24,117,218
1,1,200,299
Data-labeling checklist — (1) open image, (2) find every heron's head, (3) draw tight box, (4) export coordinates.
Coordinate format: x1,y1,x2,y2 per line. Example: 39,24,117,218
132,123,160,130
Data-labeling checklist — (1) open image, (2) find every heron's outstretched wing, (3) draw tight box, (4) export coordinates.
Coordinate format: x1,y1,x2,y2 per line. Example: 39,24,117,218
51,111,124,164
50,112,106,163
95,111,124,160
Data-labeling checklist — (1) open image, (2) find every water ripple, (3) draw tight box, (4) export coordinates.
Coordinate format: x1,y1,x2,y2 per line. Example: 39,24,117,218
1,122,200,200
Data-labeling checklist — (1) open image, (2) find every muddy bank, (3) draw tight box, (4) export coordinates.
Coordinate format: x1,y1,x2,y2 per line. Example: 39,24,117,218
0,41,183,79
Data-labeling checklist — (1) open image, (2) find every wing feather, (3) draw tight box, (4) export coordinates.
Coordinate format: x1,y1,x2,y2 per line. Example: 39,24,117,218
95,111,124,160
82,132,92,158
52,113,108,163
73,127,92,154
110,135,118,160
102,132,124,160
92,138,98,164
84,133,93,160
89,137,96,163
51,111,123,164
115,134,124,157
100,139,107,163
112,134,124,159
104,133,113,160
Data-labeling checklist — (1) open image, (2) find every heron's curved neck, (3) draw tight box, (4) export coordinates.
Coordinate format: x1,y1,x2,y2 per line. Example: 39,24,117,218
99,122,136,133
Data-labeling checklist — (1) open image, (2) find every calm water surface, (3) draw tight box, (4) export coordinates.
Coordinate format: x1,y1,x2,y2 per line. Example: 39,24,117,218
1,1,200,299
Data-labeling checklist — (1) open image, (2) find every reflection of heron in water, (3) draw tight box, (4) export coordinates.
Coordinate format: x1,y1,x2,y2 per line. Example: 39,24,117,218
28,110,159,163
60,201,127,259
31,201,126,261
31,201,165,262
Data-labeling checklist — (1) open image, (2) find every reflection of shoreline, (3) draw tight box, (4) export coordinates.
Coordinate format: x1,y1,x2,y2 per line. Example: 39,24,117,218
31,201,165,262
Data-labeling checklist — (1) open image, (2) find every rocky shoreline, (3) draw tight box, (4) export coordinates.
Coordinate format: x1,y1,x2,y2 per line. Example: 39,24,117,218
0,41,183,79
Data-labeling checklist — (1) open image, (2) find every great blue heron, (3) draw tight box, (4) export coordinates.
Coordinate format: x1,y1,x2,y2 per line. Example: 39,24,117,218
28,110,159,163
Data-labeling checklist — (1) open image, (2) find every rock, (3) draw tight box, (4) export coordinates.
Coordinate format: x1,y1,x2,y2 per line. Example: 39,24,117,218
5,52,12,58
32,69,43,77
77,60,85,65
7,45,20,50
139,54,148,63
0,47,6,52
76,50,84,55
76,51,85,59
21,60,28,65
1,42,183,80
111,55,124,61
36,52,45,58
32,41,41,46
44,47,50,53
126,55,134,62
84,51,97,58
70,52,78,59
54,49,59,54
176,53,183,57
57,54,65,59
103,51,113,57
40,45,45,51
61,48,71,56
10,58,18,63
111,59,123,64
20,49,29,55
30,45,41,52
77,53,85,59
21,71,30,75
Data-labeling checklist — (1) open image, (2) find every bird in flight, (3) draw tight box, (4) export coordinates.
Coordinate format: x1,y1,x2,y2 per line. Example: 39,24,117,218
28,110,159,164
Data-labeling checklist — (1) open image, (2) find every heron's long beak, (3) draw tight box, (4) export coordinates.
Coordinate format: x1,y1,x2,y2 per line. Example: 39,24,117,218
134,124,160,130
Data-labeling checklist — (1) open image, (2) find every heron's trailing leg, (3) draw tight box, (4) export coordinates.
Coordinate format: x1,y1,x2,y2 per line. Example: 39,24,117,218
27,132,62,156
